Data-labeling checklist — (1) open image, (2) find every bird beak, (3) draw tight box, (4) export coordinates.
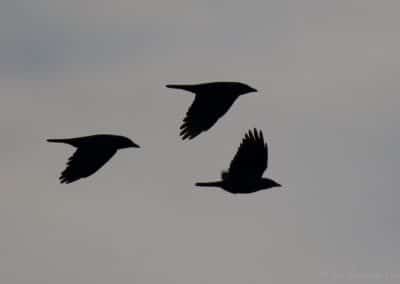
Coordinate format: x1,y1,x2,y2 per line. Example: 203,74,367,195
249,87,258,93
130,142,140,148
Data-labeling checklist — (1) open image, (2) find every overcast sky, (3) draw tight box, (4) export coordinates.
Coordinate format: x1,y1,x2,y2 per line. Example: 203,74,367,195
1,1,399,283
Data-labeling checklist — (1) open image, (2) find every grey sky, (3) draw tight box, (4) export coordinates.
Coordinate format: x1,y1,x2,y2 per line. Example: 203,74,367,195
0,1,399,283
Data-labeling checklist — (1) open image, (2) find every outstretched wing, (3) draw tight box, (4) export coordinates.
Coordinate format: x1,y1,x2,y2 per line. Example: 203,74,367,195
59,147,117,184
228,129,268,180
180,94,237,140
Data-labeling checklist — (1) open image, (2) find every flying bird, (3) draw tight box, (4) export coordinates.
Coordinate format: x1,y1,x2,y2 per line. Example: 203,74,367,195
196,129,281,193
47,134,140,184
166,82,257,140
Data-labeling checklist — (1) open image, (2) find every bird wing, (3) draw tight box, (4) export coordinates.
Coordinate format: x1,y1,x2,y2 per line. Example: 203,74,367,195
180,94,237,140
59,147,117,184
228,129,268,180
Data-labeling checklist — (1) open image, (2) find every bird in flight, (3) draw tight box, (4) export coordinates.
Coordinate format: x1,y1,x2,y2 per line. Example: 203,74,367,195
47,134,140,184
196,129,281,193
166,82,257,140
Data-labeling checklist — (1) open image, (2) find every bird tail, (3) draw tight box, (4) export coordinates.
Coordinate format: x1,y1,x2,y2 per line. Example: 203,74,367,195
47,139,66,143
46,138,77,146
195,181,223,188
166,84,195,92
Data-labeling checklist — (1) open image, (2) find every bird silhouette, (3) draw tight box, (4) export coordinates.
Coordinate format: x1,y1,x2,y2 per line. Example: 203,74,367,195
47,134,140,184
196,129,281,193
166,82,257,140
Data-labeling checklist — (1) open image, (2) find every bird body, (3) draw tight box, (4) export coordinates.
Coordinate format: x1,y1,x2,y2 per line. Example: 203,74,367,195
166,82,257,140
195,129,281,194
47,134,138,149
196,177,279,194
166,82,256,96
47,134,139,184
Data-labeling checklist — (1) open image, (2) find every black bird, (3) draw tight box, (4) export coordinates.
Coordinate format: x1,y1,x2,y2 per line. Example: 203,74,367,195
196,129,281,193
47,134,140,184
166,82,257,140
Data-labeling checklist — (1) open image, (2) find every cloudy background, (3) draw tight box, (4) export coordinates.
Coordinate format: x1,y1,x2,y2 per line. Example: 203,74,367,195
1,0,399,283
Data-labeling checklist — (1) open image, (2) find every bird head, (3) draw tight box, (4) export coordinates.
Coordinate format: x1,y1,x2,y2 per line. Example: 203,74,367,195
115,136,140,149
234,82,257,96
259,178,281,190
